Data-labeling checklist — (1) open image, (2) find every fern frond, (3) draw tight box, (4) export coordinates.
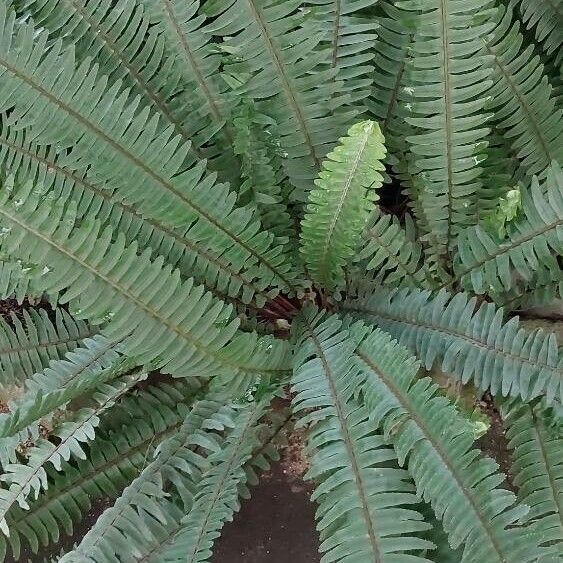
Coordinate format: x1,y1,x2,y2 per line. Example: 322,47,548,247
0,307,94,385
58,398,238,562
205,0,351,199
400,0,495,264
144,395,273,562
307,0,378,105
0,5,298,301
0,178,291,380
0,367,146,536
502,400,563,558
354,326,547,563
512,0,563,66
483,6,563,178
354,212,430,288
0,380,202,560
342,287,563,403
290,310,434,562
453,162,563,296
0,335,129,439
300,120,386,290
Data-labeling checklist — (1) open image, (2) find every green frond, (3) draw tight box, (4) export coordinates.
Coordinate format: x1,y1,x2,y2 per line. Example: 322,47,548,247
291,310,434,563
342,287,563,403
300,120,386,290
0,335,129,439
354,212,430,288
146,395,273,562
205,0,352,200
0,257,44,303
0,307,95,385
0,367,146,536
58,398,239,562
502,400,563,558
483,6,563,178
0,5,298,302
307,0,378,105
353,326,546,562
0,178,291,380
0,380,201,560
512,0,563,65
453,162,563,297
400,0,495,263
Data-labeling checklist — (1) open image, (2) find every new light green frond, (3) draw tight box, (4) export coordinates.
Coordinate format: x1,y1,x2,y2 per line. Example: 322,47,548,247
205,0,352,200
401,0,495,263
307,0,378,105
0,367,146,536
342,287,563,403
300,120,386,289
483,6,563,178
0,5,297,301
0,307,95,385
0,335,129,439
513,0,563,65
453,162,563,296
354,213,430,288
59,398,238,562
147,396,273,562
291,310,433,563
502,401,563,558
0,178,291,380
0,380,201,560
0,125,277,308
353,327,546,563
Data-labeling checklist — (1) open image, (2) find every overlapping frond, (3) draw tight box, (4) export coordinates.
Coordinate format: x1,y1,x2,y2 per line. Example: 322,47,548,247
0,380,201,560
353,326,546,562
205,0,351,200
400,0,495,264
58,398,241,562
307,0,378,105
0,178,291,380
0,4,298,302
502,400,563,558
483,6,563,178
300,120,386,290
0,367,146,536
453,162,563,296
354,213,430,288
291,310,433,563
513,0,563,65
342,287,563,403
0,307,94,385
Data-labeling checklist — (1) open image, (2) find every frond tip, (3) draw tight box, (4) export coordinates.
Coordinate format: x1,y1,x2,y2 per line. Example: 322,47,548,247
300,120,386,290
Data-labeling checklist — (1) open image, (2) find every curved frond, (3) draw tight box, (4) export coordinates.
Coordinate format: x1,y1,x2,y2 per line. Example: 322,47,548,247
400,0,495,264
0,5,298,301
483,6,563,178
291,310,434,563
205,0,351,199
502,401,563,557
0,307,94,385
58,398,238,562
300,120,386,289
0,178,291,380
342,287,563,403
453,162,563,296
353,326,546,563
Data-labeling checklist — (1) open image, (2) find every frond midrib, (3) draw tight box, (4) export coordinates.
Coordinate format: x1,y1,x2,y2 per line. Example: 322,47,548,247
0,132,271,306
308,328,382,561
0,55,294,293
245,0,321,170
357,349,509,560
345,302,563,379
330,0,341,68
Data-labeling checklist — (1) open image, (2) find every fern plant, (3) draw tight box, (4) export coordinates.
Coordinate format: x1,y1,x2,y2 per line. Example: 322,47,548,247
0,0,560,561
